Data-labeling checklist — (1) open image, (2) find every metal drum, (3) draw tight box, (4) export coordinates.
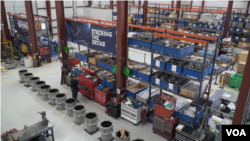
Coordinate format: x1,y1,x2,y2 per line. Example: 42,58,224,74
115,130,130,141
36,81,46,95
99,120,113,141
18,70,28,83
55,93,67,110
65,98,77,116
73,105,85,124
40,85,51,100
85,112,98,133
48,89,59,105
30,77,40,91
24,73,33,87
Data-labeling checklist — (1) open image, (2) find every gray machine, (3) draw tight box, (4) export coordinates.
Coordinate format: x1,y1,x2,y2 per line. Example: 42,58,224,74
4,59,16,69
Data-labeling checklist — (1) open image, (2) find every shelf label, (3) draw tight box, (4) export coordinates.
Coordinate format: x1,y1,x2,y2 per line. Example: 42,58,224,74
117,88,120,94
217,27,220,29
155,78,160,85
237,29,239,31
156,60,160,67
199,43,202,46
60,53,62,57
169,83,173,90
239,19,242,21
171,65,177,72
177,124,184,130
188,15,190,18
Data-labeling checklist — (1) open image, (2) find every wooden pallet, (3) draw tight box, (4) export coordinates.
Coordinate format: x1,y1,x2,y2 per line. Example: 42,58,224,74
98,137,115,141
56,108,65,111
84,128,99,135
73,121,83,126
48,102,56,106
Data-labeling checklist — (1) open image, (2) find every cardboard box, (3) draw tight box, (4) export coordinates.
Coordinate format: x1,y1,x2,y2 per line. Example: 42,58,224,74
88,57,97,66
238,51,249,63
160,23,176,31
237,61,246,74
233,53,239,63
179,85,206,100
147,8,159,13
238,42,250,49
183,13,198,20
126,83,147,93
243,29,250,33
219,71,234,86
241,37,248,41
246,18,250,22
177,27,186,32
168,13,177,18
35,21,42,31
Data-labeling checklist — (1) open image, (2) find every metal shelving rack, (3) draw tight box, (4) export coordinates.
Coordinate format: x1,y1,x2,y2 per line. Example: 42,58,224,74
126,25,220,130
111,4,117,23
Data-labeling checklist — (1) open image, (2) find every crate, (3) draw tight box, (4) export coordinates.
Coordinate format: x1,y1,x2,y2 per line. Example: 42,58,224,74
94,88,112,106
106,78,116,90
229,73,243,89
231,17,237,21
152,40,178,53
137,69,151,82
128,38,151,50
74,68,82,74
177,103,205,126
99,79,106,86
178,22,189,26
233,36,241,40
151,74,162,87
201,24,208,28
162,80,188,93
238,18,245,22
155,104,175,119
183,65,212,80
228,27,235,31
108,104,121,119
134,14,143,18
166,63,184,75
75,52,89,62
164,43,194,58
97,61,106,68
235,28,243,32
151,57,166,70
113,12,117,15
105,63,114,71
126,83,147,99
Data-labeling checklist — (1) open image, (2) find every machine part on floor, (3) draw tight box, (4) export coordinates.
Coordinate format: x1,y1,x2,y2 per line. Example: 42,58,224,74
4,59,16,69
23,73,33,87
99,120,113,141
36,81,46,95
18,70,28,83
85,112,98,133
30,77,40,91
38,111,49,125
55,93,67,110
65,98,77,116
132,139,144,141
115,129,130,141
73,105,85,124
40,85,51,100
48,89,59,105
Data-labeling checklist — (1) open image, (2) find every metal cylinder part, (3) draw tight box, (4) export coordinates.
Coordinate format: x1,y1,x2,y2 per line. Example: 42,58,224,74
30,77,40,91
115,130,130,141
55,93,67,110
132,139,144,141
85,112,98,133
99,120,113,141
65,98,77,116
73,105,85,124
48,89,59,105
36,81,46,95
24,73,33,87
18,70,28,83
40,85,51,100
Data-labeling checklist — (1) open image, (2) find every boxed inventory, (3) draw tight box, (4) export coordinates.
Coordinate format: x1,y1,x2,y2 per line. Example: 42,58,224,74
35,21,42,31
126,83,147,99
237,61,246,74
238,42,250,49
179,80,207,100
177,27,186,32
161,23,176,31
238,51,249,63
219,71,234,86
168,13,177,18
183,13,198,20
147,8,159,13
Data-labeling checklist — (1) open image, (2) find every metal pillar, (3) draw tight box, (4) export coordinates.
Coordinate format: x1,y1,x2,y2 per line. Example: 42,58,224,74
176,1,181,17
139,0,141,6
172,0,174,8
46,1,51,17
223,1,233,38
110,0,113,8
25,1,40,68
55,1,69,84
72,1,77,18
1,1,12,42
233,48,250,125
88,0,92,7
201,0,205,11
190,0,193,10
116,1,128,100
143,0,148,26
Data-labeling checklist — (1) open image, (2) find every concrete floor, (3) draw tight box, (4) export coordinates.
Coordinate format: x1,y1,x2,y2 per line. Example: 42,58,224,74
1,60,239,141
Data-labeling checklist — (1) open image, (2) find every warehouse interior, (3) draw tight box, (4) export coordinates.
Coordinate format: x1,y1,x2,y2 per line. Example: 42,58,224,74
1,0,250,141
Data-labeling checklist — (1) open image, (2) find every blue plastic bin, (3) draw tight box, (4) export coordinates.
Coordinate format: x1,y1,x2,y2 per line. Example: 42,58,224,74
151,58,166,70
166,63,184,75
137,71,150,82
134,14,143,18
233,36,241,40
235,28,242,32
128,38,151,50
74,68,82,74
231,17,237,21
248,38,250,41
237,18,245,22
178,22,189,26
164,43,194,58
152,40,179,53
105,64,114,71
106,81,116,90
97,61,106,68
183,65,212,80
228,27,235,31
201,24,208,28
75,52,89,62
214,26,223,30
126,85,148,99
113,12,117,15
217,56,232,63
99,79,106,86
149,100,155,109
208,25,214,29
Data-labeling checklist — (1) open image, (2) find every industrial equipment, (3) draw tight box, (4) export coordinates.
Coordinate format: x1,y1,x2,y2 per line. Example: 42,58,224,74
65,98,77,116
115,129,130,141
40,85,51,100
30,77,40,91
55,93,67,110
99,120,113,141
73,105,85,124
175,124,206,141
85,112,98,134
18,70,28,83
24,73,33,87
3,59,16,69
36,81,46,95
48,89,59,105
38,111,49,125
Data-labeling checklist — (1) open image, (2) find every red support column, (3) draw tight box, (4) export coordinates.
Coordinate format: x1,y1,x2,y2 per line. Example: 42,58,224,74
89,0,92,7
201,0,205,11
233,49,250,124
25,1,40,67
1,1,12,42
139,0,141,6
55,1,69,84
176,1,181,23
172,0,174,8
110,0,113,9
223,1,233,38
190,0,193,10
143,0,148,26
116,1,128,100
46,1,51,17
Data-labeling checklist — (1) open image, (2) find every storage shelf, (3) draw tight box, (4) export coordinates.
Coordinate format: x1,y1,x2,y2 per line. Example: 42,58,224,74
176,25,223,32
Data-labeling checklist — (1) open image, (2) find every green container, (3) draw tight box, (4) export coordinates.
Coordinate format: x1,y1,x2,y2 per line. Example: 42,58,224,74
229,73,243,89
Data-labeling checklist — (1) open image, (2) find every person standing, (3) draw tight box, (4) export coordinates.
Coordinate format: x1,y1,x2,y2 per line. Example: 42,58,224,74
71,75,79,102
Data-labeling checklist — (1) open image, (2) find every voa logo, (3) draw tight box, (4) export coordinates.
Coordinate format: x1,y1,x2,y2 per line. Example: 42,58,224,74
226,129,246,136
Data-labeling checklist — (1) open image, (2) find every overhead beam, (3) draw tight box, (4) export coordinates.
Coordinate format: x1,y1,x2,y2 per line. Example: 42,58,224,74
46,1,51,17
223,1,233,38
143,0,148,26
116,1,128,100
1,1,12,42
233,48,250,125
25,1,40,67
55,1,69,84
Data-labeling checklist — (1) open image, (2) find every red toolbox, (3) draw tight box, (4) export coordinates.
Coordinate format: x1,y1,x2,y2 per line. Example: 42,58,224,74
154,93,176,119
153,114,178,140
94,88,112,106
78,84,93,100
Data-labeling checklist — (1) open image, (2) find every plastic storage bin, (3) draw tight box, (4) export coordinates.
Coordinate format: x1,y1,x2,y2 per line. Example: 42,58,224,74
75,52,89,62
183,65,212,80
97,61,106,68
137,68,151,82
151,56,167,70
166,63,184,75
229,73,243,89
126,83,147,99
152,40,178,53
164,43,194,58
128,38,151,50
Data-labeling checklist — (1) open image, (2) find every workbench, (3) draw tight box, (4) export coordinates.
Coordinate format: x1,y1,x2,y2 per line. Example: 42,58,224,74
10,121,55,141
